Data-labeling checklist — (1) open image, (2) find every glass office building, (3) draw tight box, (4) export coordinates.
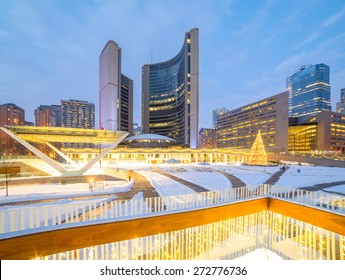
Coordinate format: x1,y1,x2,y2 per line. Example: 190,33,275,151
142,28,199,148
287,64,331,122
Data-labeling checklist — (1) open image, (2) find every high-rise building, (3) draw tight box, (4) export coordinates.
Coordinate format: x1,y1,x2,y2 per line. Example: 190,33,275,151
142,28,199,148
99,40,133,133
216,91,289,152
212,107,229,129
34,105,56,126
336,88,345,114
51,105,63,127
120,74,133,134
0,103,25,127
287,64,331,122
133,123,142,136
61,100,95,129
199,128,217,149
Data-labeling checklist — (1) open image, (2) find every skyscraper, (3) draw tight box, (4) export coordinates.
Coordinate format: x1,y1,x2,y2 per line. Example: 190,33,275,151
142,28,199,148
99,40,133,133
336,88,345,114
212,107,229,129
61,99,95,129
287,64,331,122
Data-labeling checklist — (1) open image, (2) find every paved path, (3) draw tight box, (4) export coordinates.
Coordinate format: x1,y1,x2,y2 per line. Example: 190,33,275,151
153,168,210,193
214,170,246,188
299,180,345,194
263,166,290,185
119,170,159,199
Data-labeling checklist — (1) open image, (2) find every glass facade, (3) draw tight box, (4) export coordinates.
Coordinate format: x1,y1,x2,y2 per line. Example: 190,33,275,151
120,74,133,133
142,29,199,148
148,48,186,144
288,124,318,152
287,64,331,122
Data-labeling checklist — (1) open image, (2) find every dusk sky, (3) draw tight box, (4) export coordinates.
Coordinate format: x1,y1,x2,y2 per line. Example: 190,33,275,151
1,0,345,128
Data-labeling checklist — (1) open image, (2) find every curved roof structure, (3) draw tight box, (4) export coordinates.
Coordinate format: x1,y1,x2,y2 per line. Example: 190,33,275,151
125,133,176,148
126,134,175,142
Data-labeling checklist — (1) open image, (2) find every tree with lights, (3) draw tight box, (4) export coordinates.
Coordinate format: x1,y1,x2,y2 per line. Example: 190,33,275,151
248,130,267,165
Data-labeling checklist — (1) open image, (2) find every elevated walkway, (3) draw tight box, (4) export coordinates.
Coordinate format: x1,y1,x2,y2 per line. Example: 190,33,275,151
1,195,344,260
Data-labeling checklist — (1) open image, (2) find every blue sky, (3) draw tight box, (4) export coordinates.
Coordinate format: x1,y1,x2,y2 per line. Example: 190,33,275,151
0,0,345,128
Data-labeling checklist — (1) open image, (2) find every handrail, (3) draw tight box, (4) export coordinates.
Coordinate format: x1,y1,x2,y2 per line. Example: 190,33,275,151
0,197,344,260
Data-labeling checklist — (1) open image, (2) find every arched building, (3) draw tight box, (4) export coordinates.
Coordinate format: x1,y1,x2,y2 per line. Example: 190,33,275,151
142,28,199,148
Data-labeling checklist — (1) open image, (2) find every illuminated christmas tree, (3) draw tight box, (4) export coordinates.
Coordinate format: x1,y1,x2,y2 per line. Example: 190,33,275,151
248,130,268,165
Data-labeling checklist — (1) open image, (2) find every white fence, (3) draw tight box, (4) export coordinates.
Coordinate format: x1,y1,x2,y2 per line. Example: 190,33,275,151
0,184,344,236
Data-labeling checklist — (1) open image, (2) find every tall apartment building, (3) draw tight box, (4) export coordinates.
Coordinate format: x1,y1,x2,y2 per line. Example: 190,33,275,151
61,99,95,129
212,107,229,129
199,128,217,149
34,105,56,126
0,103,25,154
99,40,133,134
142,28,199,148
336,88,345,114
216,91,289,152
0,103,25,127
287,64,331,122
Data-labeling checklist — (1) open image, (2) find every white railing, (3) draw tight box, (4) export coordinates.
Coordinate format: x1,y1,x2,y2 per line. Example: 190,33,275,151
0,184,344,236
43,211,345,260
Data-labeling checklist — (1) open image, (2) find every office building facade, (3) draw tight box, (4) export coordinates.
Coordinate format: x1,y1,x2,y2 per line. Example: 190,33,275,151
99,40,133,134
288,111,345,154
61,100,95,129
142,28,199,148
287,64,331,122
216,91,289,152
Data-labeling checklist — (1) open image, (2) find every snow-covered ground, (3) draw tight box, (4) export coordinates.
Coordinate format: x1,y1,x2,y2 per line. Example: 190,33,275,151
222,165,281,186
274,165,345,189
1,163,345,206
165,166,232,191
138,170,196,197
0,180,133,204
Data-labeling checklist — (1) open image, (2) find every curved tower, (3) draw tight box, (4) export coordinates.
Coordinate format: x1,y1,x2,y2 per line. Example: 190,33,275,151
142,28,199,148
